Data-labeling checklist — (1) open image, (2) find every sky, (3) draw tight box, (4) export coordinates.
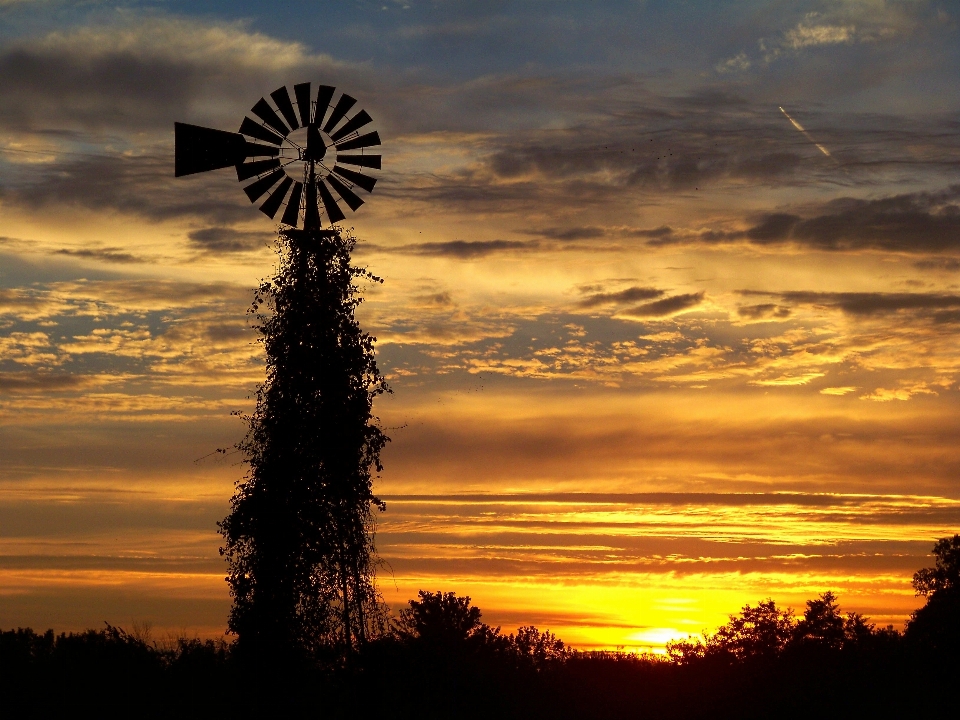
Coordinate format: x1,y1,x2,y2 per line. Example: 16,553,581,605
1,0,959,651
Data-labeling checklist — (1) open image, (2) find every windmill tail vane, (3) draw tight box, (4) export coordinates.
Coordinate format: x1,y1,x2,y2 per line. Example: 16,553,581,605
175,83,381,230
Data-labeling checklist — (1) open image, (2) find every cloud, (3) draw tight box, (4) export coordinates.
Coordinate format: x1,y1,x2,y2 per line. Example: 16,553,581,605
750,372,824,387
643,186,960,254
744,186,960,252
628,225,674,239
187,227,271,253
783,22,857,49
385,239,536,258
0,279,250,327
0,16,338,133
861,382,939,402
53,247,142,263
578,286,664,308
771,291,960,319
0,371,102,392
820,386,857,396
411,291,455,308
528,226,607,241
0,151,258,223
0,331,58,366
618,292,704,318
716,52,751,74
738,303,792,320
914,257,960,272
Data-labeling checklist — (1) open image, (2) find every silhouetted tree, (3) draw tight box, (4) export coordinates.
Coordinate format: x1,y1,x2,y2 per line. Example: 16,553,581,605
794,591,846,649
219,227,390,661
668,598,795,664
510,626,567,669
905,534,960,655
912,534,960,596
395,591,502,650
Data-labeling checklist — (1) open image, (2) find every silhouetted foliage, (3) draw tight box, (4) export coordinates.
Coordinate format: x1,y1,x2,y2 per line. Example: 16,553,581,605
667,598,795,664
510,625,567,669
906,534,960,657
394,590,499,649
218,227,389,662
912,533,960,596
0,625,232,717
7,538,960,718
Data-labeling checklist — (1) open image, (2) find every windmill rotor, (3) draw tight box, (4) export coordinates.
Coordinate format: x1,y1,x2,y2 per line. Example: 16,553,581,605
175,83,381,230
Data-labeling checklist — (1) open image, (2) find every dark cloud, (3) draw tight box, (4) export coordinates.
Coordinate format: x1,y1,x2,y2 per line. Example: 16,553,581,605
0,371,92,392
0,19,350,134
389,239,536,258
627,225,674,239
187,227,270,253
745,213,801,242
783,291,960,316
738,303,792,320
578,286,663,308
0,45,198,132
0,152,254,224
528,225,607,241
56,278,250,309
620,292,704,317
53,248,142,263
205,323,252,342
929,309,960,324
393,104,955,219
742,185,960,252
914,257,960,272
746,290,960,320
412,292,455,307
483,112,826,196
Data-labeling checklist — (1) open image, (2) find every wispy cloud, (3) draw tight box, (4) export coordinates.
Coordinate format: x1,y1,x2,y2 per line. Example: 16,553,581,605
618,293,704,319
578,286,663,308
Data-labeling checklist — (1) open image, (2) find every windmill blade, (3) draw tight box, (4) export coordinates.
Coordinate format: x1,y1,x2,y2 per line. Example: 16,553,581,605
236,158,281,182
335,131,381,152
271,86,300,131
259,176,293,219
252,98,290,137
316,179,346,223
322,94,357,134
330,110,373,142
174,122,246,177
304,180,320,229
315,85,336,128
244,142,280,158
281,181,304,227
332,165,377,193
337,154,381,169
239,117,284,146
326,174,364,212
243,168,284,203
294,83,312,126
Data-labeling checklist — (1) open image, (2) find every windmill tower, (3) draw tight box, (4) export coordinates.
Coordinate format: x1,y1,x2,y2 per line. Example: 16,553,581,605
175,83,380,229
175,85,388,655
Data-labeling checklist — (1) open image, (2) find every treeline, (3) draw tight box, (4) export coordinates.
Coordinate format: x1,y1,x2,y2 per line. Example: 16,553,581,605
3,536,960,719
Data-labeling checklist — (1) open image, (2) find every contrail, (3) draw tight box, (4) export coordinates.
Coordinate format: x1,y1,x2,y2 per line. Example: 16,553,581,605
779,106,831,157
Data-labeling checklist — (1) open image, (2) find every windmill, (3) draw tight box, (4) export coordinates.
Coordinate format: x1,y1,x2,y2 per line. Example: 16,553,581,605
174,83,380,229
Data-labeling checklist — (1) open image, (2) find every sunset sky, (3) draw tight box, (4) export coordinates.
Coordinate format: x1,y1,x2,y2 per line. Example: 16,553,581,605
2,0,959,651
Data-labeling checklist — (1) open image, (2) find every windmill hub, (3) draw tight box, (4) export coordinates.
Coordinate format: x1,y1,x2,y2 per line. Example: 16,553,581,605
281,126,336,179
174,82,381,230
